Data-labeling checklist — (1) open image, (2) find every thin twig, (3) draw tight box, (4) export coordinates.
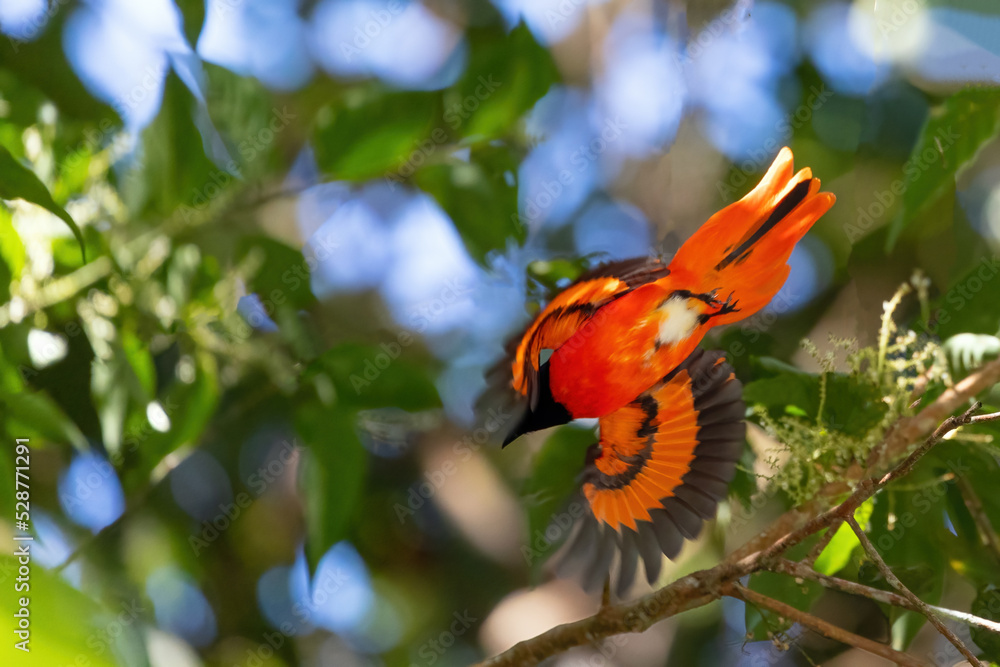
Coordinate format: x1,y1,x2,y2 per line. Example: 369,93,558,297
770,559,1000,636
847,516,985,667
728,583,929,667
730,359,1000,565
0,255,113,324
877,403,989,489
802,517,843,567
971,410,1000,424
739,402,993,569
955,473,1000,563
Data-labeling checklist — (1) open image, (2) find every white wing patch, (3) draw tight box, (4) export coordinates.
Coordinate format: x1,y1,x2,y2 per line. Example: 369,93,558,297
656,296,701,347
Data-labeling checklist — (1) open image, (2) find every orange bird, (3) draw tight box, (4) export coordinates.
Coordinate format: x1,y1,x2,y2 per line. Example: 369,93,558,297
495,147,836,593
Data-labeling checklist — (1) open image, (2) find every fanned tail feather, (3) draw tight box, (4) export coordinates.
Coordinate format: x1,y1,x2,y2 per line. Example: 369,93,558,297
666,147,836,325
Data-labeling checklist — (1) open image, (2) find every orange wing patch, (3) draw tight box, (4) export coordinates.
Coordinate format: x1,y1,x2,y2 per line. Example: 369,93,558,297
509,257,671,401
553,349,745,595
584,370,699,531
511,278,621,396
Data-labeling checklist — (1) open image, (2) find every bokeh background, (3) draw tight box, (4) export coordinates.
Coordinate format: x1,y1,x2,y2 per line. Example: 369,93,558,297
2,0,1000,665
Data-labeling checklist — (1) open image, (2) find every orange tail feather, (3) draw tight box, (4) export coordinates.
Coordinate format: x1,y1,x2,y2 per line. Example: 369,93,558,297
666,147,836,325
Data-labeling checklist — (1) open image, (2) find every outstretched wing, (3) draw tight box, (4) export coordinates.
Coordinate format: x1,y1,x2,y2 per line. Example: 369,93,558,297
551,348,745,595
487,256,670,411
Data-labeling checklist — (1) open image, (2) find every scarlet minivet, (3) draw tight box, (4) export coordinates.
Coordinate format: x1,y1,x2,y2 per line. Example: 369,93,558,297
495,148,836,594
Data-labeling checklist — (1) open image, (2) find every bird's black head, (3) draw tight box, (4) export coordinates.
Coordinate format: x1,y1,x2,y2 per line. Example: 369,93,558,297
501,362,573,447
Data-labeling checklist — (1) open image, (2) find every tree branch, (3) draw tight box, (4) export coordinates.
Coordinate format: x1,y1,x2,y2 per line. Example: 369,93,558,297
769,559,1000,636
955,473,1000,563
473,360,1000,667
727,583,930,667
846,516,985,667
730,357,1000,564
802,517,843,567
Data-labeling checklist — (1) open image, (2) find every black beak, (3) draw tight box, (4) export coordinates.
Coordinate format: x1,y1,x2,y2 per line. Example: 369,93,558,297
500,394,573,448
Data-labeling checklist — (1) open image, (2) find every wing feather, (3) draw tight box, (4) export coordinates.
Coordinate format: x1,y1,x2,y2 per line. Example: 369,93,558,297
501,257,670,402
550,348,745,593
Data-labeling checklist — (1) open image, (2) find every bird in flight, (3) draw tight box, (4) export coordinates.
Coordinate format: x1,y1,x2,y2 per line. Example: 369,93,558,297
494,147,836,595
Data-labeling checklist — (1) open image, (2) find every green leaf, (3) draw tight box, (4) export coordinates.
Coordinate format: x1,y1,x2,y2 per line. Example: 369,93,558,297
124,73,221,218
91,330,159,456
743,368,886,436
237,235,316,309
814,520,861,576
972,586,1000,662
0,6,116,123
0,207,25,302
120,329,157,399
122,350,219,485
865,488,949,649
743,371,815,415
943,333,1000,373
0,145,85,261
173,0,206,46
448,23,559,140
415,144,523,263
928,257,1000,340
296,402,369,574
314,88,440,181
812,499,872,576
727,443,758,511
886,87,1000,250
91,356,130,455
305,342,441,411
520,425,594,583
0,390,87,450
0,556,122,667
745,568,824,640
927,442,1000,586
